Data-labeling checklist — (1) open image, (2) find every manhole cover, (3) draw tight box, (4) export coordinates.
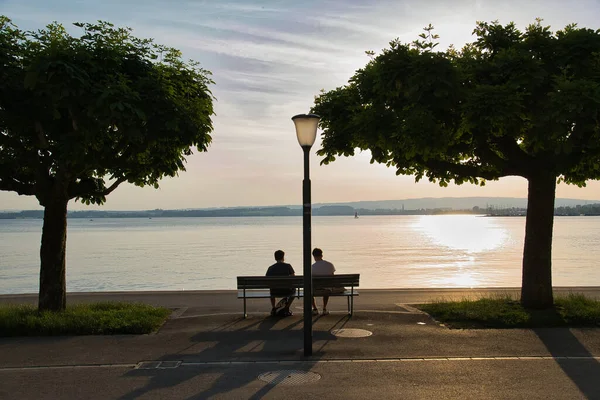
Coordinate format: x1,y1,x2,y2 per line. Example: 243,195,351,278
258,370,321,385
331,328,372,338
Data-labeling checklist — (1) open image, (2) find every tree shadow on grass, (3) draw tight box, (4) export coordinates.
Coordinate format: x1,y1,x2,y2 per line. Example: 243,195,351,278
534,323,600,399
119,314,343,399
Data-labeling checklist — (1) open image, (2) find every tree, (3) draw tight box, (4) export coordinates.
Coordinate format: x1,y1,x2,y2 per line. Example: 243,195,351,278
0,17,214,311
312,20,600,308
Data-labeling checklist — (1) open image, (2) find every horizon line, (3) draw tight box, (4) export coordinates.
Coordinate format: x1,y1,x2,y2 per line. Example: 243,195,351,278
2,195,599,213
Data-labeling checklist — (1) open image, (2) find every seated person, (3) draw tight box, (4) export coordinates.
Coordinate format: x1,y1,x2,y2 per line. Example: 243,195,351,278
266,249,295,316
311,247,337,315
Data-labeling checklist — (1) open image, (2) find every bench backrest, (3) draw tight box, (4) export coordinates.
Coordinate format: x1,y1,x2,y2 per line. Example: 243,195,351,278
313,274,360,288
237,274,360,289
237,276,304,289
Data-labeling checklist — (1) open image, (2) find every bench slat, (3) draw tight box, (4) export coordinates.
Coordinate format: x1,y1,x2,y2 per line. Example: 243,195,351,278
313,277,359,286
236,289,359,298
237,276,304,289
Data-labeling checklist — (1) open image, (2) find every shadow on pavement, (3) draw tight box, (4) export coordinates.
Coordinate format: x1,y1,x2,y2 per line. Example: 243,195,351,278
535,328,600,399
118,314,346,399
313,314,350,355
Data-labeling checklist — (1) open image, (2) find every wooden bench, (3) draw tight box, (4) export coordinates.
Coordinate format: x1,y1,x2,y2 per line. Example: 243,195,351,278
236,274,360,318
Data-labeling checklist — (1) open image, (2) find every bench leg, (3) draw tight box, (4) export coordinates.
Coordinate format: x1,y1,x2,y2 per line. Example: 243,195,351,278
347,296,350,315
243,291,247,318
350,286,354,316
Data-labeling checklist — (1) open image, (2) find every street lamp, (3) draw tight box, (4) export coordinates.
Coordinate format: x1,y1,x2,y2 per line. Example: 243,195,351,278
292,113,320,357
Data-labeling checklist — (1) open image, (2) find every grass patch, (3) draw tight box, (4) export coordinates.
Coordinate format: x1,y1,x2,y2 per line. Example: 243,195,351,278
416,293,600,329
0,302,172,337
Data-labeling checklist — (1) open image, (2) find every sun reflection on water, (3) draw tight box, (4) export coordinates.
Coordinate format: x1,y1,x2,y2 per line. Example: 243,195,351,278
425,256,484,287
412,215,509,253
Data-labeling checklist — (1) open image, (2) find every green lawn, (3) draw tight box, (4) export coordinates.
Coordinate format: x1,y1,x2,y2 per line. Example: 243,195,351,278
0,302,172,336
417,294,600,329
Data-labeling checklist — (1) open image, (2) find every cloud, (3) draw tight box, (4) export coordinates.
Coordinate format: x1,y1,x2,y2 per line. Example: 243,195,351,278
2,0,600,210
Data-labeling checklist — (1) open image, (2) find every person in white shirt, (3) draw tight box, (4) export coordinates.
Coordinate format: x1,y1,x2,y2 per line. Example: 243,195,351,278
311,247,335,315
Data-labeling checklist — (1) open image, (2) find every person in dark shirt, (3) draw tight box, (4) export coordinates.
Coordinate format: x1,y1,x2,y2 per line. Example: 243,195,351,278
266,249,295,316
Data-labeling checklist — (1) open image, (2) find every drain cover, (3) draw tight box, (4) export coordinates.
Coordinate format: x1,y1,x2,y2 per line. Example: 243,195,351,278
136,361,161,369
331,328,372,338
135,361,182,369
158,361,182,369
258,370,321,385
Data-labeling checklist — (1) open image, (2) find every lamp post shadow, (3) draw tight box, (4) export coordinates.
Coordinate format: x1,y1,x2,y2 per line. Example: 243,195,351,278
118,314,341,400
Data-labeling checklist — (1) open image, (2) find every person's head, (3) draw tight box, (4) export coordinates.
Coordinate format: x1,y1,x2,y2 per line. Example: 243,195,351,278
274,250,285,262
312,248,323,260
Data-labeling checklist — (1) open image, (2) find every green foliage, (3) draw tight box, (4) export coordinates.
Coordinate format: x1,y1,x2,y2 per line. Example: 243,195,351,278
0,302,171,336
0,17,214,205
412,23,440,51
417,293,600,328
312,19,600,187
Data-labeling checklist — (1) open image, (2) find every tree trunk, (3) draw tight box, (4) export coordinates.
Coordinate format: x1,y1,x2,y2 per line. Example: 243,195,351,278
521,173,556,309
38,197,69,311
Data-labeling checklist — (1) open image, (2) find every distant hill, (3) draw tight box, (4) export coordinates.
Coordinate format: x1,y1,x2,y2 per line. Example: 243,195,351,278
2,197,600,219
311,197,598,210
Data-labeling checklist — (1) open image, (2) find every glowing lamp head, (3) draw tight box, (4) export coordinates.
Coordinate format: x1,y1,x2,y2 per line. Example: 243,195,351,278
292,114,320,148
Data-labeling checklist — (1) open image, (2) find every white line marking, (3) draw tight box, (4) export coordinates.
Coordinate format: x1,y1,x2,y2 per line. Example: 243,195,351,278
0,363,136,371
179,356,599,366
2,356,598,371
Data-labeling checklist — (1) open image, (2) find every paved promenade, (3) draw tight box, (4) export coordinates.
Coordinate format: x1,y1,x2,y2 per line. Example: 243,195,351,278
1,288,600,399
2,286,600,313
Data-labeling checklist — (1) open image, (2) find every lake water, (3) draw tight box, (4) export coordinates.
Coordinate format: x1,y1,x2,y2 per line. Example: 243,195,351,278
1,215,599,294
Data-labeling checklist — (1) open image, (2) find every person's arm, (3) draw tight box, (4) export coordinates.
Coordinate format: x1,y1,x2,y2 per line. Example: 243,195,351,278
289,265,295,276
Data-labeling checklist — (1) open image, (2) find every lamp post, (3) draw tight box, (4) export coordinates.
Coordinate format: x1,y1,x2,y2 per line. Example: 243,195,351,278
292,113,320,357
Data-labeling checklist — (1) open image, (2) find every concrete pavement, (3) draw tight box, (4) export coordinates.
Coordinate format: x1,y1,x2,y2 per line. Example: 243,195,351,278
2,358,597,399
2,286,600,312
1,288,600,399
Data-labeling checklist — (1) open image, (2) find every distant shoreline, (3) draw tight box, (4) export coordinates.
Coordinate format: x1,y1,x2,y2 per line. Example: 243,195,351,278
2,197,599,218
2,200,600,219
2,211,600,219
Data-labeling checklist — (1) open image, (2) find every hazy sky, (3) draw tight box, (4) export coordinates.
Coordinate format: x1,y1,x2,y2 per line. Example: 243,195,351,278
2,0,600,211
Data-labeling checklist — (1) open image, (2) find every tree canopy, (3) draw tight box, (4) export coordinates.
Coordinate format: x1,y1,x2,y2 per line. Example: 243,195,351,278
313,20,600,186
0,17,215,311
312,20,600,308
0,17,214,206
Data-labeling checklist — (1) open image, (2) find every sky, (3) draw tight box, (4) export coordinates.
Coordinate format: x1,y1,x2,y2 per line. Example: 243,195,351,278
2,0,600,211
